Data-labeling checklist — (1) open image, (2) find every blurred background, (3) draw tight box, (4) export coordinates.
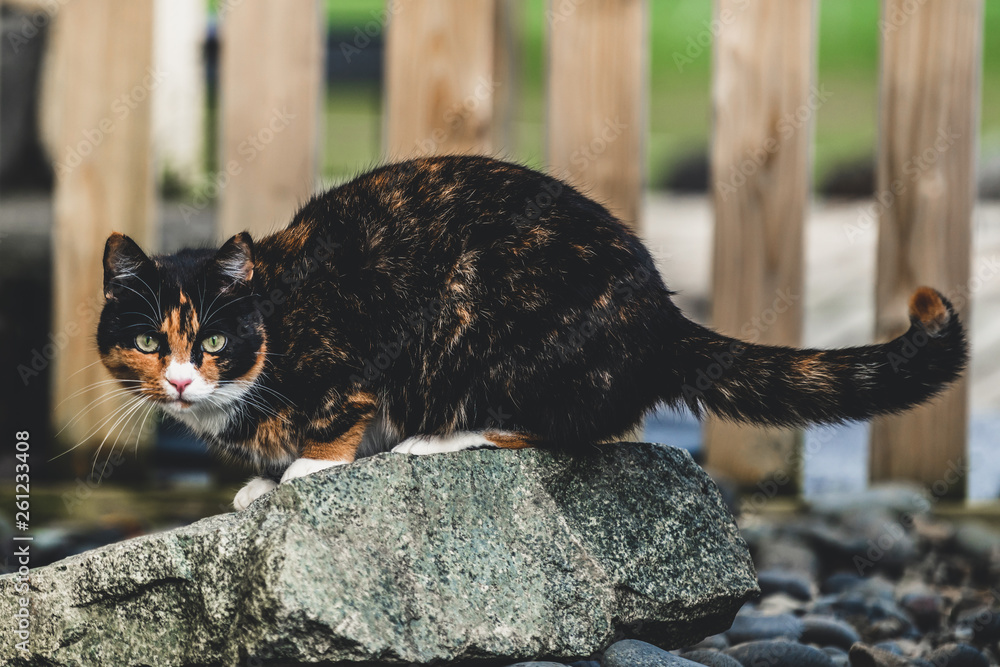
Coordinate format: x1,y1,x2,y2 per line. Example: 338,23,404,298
1,0,999,570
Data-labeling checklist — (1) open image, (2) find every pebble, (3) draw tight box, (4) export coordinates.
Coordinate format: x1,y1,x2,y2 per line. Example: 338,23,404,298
955,606,1000,644
724,610,803,644
754,537,820,580
925,643,989,667
724,639,834,666
953,522,1000,563
757,569,813,601
820,646,850,667
685,634,729,651
578,500,1000,667
601,640,703,666
808,484,931,518
898,592,944,632
848,643,912,667
821,572,866,595
799,615,861,650
678,649,742,667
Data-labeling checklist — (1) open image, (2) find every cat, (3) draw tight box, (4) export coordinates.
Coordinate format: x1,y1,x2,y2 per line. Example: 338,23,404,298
96,155,968,510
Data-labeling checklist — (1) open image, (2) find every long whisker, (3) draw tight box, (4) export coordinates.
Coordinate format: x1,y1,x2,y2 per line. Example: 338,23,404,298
55,386,145,437
50,394,149,461
66,359,105,381
55,379,144,410
93,398,147,479
134,403,158,456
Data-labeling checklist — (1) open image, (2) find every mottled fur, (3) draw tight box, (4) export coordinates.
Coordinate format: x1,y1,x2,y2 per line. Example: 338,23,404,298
97,156,968,501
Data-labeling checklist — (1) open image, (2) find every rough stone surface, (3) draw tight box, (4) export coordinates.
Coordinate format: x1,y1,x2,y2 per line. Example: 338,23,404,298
0,444,757,667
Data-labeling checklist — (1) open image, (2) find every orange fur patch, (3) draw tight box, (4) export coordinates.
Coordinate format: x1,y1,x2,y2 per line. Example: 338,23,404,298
483,432,537,450
252,409,298,463
100,347,168,400
909,287,949,335
302,419,370,462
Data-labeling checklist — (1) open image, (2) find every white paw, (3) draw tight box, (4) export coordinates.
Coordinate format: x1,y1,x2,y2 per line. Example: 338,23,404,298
279,457,348,483
391,432,495,455
233,477,277,511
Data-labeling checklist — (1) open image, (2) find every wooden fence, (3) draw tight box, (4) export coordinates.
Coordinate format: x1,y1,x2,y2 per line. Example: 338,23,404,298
40,0,983,499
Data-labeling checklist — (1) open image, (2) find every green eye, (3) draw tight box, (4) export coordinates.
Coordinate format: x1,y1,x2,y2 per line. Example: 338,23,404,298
201,334,227,353
135,333,160,353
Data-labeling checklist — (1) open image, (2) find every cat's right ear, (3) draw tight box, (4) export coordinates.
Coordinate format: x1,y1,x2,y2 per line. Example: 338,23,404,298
103,232,152,299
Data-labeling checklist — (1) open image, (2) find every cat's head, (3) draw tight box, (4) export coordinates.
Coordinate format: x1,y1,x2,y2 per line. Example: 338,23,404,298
97,232,268,427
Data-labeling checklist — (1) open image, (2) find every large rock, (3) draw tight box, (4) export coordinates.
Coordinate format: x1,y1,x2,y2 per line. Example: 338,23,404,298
0,443,757,666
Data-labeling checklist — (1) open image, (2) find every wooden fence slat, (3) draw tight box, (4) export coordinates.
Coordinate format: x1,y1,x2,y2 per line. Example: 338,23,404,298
44,0,157,467
218,0,323,238
546,0,646,229
383,0,503,160
871,0,982,499
704,0,817,489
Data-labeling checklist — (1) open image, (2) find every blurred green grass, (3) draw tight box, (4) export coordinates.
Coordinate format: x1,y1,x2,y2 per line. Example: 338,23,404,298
323,0,999,187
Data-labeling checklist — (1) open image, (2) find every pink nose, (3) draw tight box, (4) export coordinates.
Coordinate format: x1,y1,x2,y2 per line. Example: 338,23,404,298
169,378,192,396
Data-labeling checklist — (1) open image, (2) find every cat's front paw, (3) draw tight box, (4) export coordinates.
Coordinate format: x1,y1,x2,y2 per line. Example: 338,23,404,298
233,476,278,510
392,432,495,455
280,457,348,483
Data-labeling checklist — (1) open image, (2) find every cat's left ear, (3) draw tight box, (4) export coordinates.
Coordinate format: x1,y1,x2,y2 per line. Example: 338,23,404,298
214,232,255,290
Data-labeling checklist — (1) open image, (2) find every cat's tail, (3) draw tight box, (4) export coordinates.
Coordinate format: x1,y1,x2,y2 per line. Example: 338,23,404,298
668,287,968,427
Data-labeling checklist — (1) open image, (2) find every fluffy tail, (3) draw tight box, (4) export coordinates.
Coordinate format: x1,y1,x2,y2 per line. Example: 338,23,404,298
670,287,968,427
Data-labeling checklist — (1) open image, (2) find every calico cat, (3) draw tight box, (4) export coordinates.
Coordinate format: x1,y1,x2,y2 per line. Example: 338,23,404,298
97,155,968,510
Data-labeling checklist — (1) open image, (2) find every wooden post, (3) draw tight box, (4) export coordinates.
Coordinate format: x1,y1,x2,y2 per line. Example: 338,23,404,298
870,0,981,498
42,0,157,465
704,0,817,489
218,1,323,238
546,0,647,229
153,0,207,190
383,1,504,160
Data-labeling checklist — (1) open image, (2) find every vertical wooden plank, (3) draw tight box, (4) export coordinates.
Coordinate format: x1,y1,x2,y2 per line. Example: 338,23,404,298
546,0,647,229
153,0,207,189
383,1,501,160
704,0,817,488
871,0,981,498
491,0,521,155
218,1,323,238
44,0,157,463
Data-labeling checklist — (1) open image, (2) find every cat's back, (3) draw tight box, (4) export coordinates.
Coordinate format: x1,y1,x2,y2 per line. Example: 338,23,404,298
297,156,639,262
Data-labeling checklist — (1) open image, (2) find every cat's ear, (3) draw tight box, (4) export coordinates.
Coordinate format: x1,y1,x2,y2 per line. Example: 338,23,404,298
103,232,152,299
214,232,255,290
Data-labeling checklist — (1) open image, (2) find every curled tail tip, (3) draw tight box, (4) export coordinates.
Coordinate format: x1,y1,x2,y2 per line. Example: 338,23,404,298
908,286,953,337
